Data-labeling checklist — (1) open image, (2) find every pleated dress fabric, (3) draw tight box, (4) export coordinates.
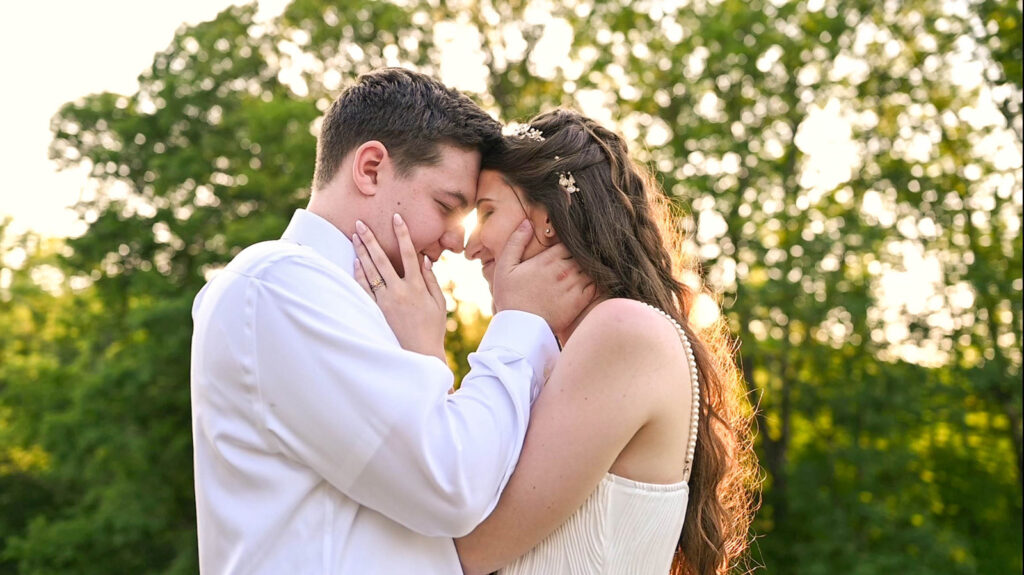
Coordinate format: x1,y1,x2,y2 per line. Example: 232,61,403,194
497,473,689,575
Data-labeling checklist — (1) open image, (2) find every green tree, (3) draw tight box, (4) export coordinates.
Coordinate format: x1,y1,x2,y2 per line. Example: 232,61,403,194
1,1,1019,573
4,5,313,572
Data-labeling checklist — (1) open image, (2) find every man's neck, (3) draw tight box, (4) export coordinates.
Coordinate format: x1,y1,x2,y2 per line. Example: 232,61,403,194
307,188,356,239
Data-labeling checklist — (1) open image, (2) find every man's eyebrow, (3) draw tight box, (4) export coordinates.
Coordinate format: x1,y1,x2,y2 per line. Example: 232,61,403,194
440,190,469,208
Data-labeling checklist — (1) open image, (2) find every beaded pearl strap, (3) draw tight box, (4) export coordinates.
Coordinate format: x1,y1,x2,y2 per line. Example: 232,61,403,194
645,303,701,482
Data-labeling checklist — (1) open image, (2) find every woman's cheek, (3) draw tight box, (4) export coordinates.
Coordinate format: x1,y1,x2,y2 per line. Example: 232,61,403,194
494,225,518,261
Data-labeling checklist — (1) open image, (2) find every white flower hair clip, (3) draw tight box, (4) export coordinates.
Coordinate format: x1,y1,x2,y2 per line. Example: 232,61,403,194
504,123,545,142
558,171,579,195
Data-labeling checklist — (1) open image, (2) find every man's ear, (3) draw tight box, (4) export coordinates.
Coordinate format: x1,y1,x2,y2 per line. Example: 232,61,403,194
351,141,389,197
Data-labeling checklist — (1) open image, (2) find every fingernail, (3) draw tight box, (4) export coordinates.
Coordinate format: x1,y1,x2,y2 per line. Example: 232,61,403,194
424,255,432,269
394,213,404,226
355,220,367,234
518,219,530,230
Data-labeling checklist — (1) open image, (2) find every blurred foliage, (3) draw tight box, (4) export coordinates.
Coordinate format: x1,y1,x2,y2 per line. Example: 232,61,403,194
1,0,1021,573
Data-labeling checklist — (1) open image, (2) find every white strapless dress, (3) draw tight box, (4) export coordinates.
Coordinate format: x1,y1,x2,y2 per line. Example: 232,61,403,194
497,472,689,575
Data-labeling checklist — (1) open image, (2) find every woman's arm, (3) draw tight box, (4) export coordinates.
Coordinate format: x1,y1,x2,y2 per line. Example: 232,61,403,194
455,299,690,575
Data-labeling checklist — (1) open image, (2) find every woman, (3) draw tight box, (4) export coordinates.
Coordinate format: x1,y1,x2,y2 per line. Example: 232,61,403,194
354,109,756,575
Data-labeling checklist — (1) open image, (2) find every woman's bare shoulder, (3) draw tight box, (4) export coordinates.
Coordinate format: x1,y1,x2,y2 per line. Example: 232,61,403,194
563,298,688,372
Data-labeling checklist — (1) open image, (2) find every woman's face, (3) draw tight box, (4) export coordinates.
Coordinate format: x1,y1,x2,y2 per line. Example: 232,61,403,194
465,169,552,289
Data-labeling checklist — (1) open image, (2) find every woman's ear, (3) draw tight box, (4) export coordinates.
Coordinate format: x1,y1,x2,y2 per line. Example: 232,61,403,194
350,141,389,197
531,210,559,245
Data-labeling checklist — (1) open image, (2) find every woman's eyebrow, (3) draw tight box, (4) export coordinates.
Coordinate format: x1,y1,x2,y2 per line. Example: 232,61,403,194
475,197,495,208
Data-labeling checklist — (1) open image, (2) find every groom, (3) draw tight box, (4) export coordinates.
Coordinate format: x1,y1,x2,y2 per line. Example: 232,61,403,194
190,68,589,573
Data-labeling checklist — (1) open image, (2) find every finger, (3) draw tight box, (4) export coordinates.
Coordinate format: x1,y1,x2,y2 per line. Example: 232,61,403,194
496,219,533,272
551,254,580,282
566,260,588,285
421,255,445,307
566,277,596,310
556,264,574,282
355,220,399,284
393,213,421,280
566,267,593,295
352,231,384,286
581,272,598,290
353,259,374,298
536,242,573,264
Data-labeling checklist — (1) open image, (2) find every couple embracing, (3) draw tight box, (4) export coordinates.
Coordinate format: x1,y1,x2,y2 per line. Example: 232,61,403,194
191,68,755,575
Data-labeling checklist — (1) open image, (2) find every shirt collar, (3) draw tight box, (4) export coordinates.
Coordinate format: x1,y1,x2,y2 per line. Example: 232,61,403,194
281,209,355,276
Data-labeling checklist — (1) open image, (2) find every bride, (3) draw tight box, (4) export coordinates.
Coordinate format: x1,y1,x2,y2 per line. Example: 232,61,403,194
354,109,757,575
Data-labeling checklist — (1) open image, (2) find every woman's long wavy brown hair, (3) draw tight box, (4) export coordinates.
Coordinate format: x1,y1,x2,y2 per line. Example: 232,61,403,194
483,109,759,574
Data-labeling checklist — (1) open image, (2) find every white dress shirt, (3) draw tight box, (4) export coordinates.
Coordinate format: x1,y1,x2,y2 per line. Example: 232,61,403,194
191,209,558,574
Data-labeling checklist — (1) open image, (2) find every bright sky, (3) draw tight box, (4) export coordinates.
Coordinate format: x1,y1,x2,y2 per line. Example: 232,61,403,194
0,0,289,239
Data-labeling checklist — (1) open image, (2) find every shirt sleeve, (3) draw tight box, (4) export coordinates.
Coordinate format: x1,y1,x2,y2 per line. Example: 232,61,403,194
249,255,558,537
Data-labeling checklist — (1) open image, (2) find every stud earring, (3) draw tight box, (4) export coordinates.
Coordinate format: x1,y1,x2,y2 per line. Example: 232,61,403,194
545,227,552,235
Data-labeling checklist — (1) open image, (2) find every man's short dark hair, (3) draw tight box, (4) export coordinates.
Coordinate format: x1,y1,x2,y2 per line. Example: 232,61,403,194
313,68,502,190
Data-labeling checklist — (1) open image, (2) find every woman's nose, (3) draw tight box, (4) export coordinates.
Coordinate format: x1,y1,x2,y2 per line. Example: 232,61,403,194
464,228,482,261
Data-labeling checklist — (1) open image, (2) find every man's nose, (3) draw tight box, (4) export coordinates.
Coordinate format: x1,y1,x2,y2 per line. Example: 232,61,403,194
441,224,465,255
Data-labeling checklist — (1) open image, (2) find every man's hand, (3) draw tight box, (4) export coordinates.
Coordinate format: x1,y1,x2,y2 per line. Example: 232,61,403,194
492,220,596,334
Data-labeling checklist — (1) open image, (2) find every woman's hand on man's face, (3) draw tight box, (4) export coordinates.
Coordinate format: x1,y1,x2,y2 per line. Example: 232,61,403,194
352,214,448,363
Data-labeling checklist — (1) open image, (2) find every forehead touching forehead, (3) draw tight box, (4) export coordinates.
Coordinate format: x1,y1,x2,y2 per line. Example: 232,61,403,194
475,169,509,203
409,142,481,203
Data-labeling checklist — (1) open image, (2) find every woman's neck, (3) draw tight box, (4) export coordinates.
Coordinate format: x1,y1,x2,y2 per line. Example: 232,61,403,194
555,296,606,347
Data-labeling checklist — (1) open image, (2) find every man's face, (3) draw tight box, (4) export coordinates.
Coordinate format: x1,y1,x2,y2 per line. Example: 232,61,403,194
377,144,481,275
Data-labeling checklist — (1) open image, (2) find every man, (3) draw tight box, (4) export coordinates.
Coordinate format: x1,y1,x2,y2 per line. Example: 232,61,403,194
191,68,590,573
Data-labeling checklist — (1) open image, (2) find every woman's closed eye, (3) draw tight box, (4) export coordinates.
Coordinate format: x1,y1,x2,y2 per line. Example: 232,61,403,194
478,208,494,223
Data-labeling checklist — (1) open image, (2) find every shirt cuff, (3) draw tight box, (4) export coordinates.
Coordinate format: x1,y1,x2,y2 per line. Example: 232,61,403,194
478,310,559,403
